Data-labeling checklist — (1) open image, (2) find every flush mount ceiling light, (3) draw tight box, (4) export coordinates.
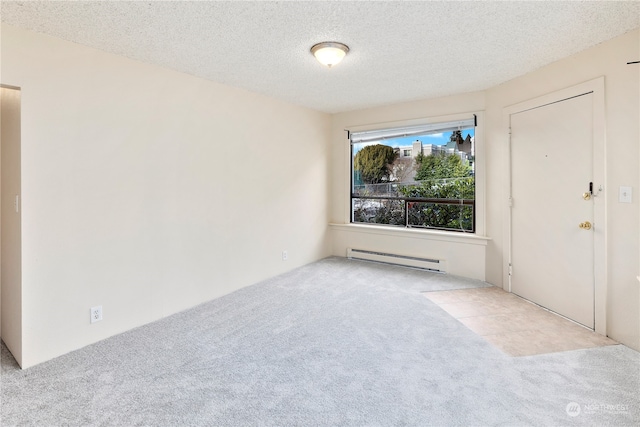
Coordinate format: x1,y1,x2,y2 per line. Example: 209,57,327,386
310,41,349,68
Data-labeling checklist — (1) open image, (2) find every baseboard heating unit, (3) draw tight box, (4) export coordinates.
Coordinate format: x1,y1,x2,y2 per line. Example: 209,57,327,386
346,248,446,273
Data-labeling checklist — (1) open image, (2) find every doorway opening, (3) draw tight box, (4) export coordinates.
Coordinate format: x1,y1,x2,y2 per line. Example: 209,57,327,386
1,84,23,367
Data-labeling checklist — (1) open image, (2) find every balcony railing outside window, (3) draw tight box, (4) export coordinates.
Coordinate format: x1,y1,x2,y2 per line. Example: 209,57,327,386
352,180,475,233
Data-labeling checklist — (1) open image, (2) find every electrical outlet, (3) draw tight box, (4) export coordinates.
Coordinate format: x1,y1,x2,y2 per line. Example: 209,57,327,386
90,306,103,324
282,250,288,261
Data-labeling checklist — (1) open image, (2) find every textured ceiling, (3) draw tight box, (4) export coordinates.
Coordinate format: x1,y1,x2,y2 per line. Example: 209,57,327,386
1,1,639,113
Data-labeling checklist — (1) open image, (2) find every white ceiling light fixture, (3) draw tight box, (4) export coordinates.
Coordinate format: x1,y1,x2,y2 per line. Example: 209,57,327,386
310,41,349,68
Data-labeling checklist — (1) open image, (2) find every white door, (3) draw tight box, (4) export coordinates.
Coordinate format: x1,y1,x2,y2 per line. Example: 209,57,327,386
510,93,595,328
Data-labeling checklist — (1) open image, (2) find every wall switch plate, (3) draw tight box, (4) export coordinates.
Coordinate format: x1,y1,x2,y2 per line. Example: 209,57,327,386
90,306,103,323
282,250,288,261
619,186,632,203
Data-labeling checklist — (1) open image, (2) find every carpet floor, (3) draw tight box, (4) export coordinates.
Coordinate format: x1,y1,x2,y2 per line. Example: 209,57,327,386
1,257,639,426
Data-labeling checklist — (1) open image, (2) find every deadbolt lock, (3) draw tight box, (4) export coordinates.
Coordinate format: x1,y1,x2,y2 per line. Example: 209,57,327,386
579,221,592,230
583,192,591,201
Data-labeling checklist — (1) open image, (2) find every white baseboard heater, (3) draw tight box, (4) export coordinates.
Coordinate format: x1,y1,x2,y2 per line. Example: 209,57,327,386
347,248,446,273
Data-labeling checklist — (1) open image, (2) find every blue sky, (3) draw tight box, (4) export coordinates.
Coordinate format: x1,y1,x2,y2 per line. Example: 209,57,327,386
385,133,449,147
353,129,474,152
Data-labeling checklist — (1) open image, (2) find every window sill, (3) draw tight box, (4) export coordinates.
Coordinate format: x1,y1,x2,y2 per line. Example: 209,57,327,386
329,223,490,246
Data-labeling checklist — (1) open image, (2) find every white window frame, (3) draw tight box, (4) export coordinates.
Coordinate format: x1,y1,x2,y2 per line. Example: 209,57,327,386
344,111,485,237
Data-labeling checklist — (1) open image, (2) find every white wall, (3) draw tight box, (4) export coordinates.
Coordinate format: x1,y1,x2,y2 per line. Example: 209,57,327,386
1,24,331,368
2,23,638,367
330,29,639,350
1,86,22,364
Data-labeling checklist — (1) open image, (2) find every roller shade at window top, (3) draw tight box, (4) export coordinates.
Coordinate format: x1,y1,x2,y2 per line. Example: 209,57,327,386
349,117,475,144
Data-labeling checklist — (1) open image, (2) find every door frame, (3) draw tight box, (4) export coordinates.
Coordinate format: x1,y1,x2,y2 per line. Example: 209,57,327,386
502,77,607,335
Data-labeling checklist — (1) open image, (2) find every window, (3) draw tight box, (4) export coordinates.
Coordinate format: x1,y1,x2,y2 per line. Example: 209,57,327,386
350,116,476,232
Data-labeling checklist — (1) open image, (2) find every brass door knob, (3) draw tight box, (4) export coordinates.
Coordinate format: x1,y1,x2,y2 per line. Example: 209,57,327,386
579,221,592,230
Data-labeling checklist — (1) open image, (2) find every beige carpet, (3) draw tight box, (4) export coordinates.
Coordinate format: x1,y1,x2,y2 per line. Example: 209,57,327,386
424,286,617,357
